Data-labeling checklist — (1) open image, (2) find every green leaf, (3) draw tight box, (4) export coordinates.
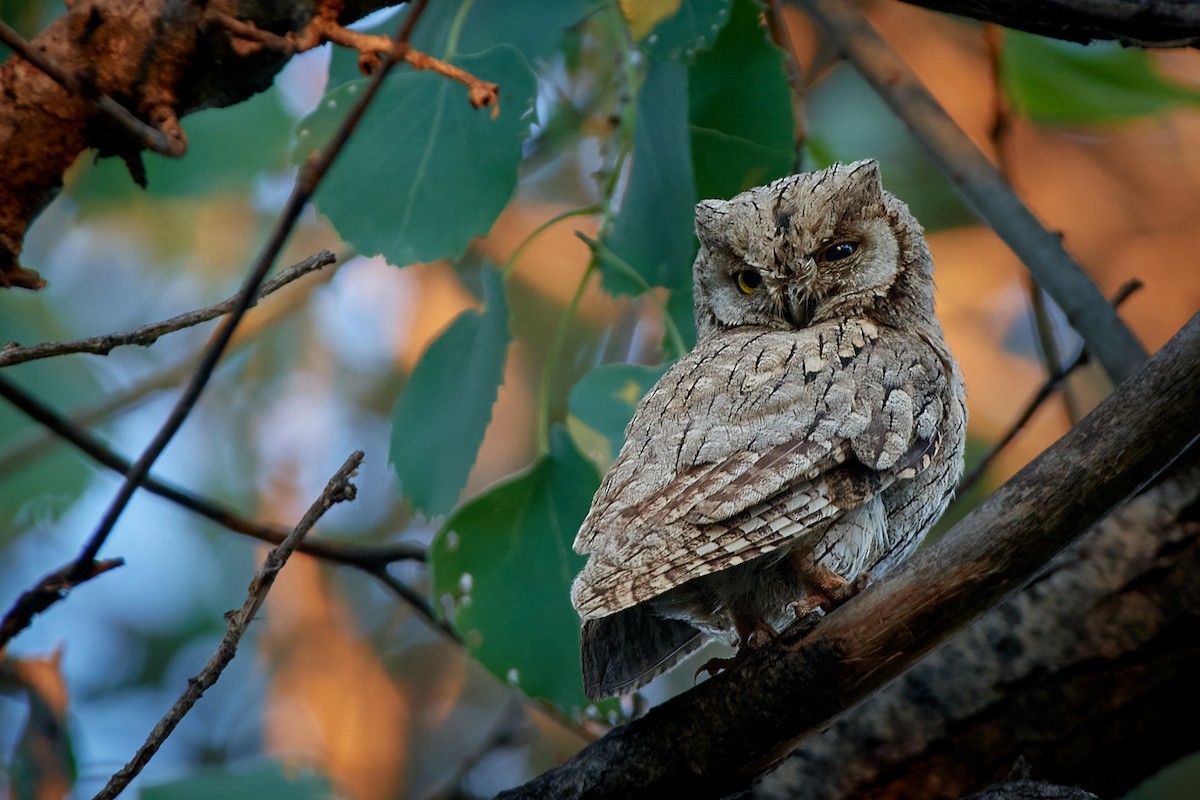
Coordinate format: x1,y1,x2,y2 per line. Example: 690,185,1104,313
431,427,602,714
390,268,509,518
600,59,696,295
1002,31,1200,125
643,0,733,63
298,45,537,266
566,362,670,470
688,0,795,201
140,763,331,800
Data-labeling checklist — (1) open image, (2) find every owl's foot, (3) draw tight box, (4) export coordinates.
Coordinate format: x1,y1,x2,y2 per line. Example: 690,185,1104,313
694,655,738,683
791,562,872,614
693,616,777,683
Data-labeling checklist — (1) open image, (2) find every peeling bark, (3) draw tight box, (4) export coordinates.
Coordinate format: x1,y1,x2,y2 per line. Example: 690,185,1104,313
0,0,389,289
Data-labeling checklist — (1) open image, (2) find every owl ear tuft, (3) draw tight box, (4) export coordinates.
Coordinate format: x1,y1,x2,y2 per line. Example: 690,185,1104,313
695,199,727,242
842,159,883,204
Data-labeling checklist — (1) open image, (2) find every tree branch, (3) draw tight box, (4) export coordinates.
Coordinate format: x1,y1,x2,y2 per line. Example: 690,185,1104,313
92,450,364,800
211,9,500,113
0,558,125,648
0,0,435,651
758,449,1200,799
0,250,336,368
794,0,1149,385
0,20,184,158
0,372,425,567
893,0,1200,48
498,313,1200,799
0,0,407,287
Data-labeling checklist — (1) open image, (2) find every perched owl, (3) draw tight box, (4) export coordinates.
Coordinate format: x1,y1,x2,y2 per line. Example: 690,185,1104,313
571,160,967,700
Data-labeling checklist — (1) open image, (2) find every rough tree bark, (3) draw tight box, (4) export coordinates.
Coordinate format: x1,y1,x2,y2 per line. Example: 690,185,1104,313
0,0,390,289
894,0,1200,47
756,447,1200,799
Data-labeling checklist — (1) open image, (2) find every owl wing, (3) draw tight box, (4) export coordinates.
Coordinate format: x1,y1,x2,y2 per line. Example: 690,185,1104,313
571,319,949,619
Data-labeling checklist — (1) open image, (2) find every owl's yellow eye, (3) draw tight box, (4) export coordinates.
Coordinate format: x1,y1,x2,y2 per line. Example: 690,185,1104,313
823,241,858,261
736,269,763,294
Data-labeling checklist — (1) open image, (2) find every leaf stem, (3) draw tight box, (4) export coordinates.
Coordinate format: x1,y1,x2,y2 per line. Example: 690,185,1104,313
444,0,476,60
537,262,597,455
500,205,603,280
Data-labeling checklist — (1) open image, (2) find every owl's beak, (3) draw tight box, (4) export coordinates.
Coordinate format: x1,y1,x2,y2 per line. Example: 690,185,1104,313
782,266,818,329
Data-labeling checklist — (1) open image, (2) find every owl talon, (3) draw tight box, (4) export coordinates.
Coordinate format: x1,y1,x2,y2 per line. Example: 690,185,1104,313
694,655,739,683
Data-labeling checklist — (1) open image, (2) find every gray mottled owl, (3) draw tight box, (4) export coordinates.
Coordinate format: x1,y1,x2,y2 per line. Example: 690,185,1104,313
570,160,967,700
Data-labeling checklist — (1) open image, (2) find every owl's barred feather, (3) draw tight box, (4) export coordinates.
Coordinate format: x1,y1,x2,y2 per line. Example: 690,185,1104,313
571,161,967,699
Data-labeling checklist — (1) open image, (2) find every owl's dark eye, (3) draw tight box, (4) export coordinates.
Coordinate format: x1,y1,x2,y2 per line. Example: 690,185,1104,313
736,269,763,294
823,241,858,261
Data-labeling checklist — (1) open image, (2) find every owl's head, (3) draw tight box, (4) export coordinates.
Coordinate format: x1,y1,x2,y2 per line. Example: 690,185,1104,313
691,160,936,341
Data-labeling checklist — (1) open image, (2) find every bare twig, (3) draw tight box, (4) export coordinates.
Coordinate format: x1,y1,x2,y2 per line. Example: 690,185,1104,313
0,20,186,157
92,451,363,800
0,370,456,638
498,311,1200,798
0,558,125,648
0,372,423,562
796,0,1148,385
211,9,500,114
0,251,336,369
0,0,435,651
0,250,347,477
957,279,1143,495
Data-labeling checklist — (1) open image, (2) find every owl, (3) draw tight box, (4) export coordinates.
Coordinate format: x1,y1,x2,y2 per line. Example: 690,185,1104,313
570,160,967,700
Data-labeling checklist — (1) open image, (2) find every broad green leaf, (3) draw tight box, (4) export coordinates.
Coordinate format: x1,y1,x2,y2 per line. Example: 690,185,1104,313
600,59,696,296
1002,31,1200,125
72,88,293,200
390,268,509,517
642,0,733,62
298,46,537,266
688,0,795,201
432,428,602,714
140,763,330,800
328,1,600,88
566,362,670,470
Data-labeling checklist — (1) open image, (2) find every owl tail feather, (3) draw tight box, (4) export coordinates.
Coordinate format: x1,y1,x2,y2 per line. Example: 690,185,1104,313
581,607,703,700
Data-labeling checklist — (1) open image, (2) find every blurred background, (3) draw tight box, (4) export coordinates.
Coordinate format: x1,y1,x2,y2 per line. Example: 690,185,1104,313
2,0,1199,797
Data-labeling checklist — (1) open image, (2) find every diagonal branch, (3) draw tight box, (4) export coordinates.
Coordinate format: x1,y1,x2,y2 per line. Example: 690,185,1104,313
0,558,126,649
0,20,185,158
498,312,1200,799
0,251,336,369
0,0,435,651
892,0,1200,48
0,372,425,568
795,0,1149,385
211,9,501,114
92,450,364,800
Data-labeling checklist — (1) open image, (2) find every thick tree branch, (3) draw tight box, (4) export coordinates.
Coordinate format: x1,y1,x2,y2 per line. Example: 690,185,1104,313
0,250,336,368
894,0,1200,48
93,450,363,800
756,447,1200,799
796,0,1149,385
499,314,1200,799
0,0,493,288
